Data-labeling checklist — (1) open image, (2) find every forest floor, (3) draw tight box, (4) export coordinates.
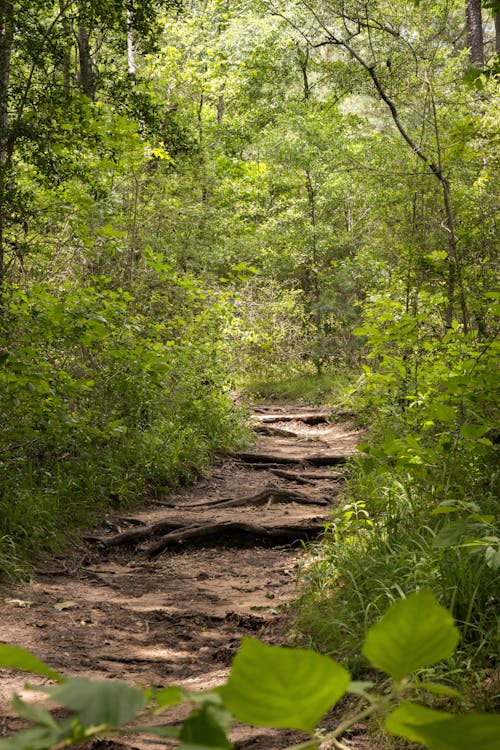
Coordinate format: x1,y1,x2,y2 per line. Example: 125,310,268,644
0,405,374,750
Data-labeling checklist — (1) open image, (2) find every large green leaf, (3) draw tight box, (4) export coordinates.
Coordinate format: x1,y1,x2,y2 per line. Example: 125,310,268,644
155,685,187,709
0,720,74,750
386,703,452,743
42,678,147,727
386,702,500,749
179,703,232,749
220,638,350,731
11,695,57,728
362,591,459,680
0,645,61,681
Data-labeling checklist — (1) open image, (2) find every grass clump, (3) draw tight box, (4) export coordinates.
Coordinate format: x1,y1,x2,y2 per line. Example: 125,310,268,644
293,458,499,709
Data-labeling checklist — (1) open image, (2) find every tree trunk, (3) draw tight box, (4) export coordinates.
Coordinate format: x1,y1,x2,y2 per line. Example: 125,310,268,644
127,2,136,76
77,13,95,100
465,0,484,66
59,0,72,97
0,0,13,299
495,9,500,55
217,87,224,125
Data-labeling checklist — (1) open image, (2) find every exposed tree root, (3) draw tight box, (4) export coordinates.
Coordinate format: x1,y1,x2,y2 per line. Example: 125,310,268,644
252,410,331,425
146,521,326,558
252,409,355,424
177,487,328,510
91,518,188,548
269,469,316,485
235,452,302,465
298,471,346,480
253,424,298,437
235,451,348,466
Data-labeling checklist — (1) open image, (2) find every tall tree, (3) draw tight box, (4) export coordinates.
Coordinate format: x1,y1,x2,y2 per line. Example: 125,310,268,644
0,0,13,295
465,0,484,65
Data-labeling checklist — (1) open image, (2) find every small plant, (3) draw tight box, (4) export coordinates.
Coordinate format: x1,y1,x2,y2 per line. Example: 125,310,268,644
1,591,498,750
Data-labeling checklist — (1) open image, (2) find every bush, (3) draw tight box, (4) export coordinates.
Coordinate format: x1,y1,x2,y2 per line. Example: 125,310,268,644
0,273,249,579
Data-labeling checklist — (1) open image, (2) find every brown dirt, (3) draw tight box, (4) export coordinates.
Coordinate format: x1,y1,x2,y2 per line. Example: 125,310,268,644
0,405,369,749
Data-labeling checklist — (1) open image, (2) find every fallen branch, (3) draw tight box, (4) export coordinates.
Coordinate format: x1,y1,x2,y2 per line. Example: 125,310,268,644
146,521,326,558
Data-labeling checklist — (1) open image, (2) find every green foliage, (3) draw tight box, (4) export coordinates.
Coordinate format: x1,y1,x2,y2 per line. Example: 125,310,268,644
362,592,459,681
386,703,500,750
241,368,353,406
2,593,499,750
220,638,350,730
0,272,248,577
0,646,61,682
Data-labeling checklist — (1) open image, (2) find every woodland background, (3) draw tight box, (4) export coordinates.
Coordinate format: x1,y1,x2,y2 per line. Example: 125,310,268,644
0,0,498,705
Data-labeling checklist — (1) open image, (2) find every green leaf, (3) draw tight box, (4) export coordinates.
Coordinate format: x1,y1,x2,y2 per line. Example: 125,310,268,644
155,685,187,709
11,695,57,728
179,703,232,749
220,638,350,731
416,682,462,699
362,591,459,680
428,404,456,423
433,521,473,549
418,715,500,750
348,681,375,695
42,678,147,727
485,545,500,569
0,645,61,681
459,423,489,439
386,703,452,743
0,720,73,750
386,702,500,749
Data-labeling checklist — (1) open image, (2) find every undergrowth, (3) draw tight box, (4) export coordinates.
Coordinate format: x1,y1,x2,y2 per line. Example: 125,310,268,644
293,318,499,711
0,275,250,581
241,367,354,406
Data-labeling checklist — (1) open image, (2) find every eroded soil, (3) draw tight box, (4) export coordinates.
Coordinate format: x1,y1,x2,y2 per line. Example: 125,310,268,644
0,406,366,749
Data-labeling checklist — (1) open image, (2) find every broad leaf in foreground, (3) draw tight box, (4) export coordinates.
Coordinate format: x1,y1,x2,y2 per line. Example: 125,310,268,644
179,702,233,749
0,645,61,681
386,702,500,750
362,591,459,680
0,720,74,750
42,678,147,727
220,638,350,731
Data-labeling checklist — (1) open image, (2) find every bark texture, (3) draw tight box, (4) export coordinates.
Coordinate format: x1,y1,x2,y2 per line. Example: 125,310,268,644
465,0,484,66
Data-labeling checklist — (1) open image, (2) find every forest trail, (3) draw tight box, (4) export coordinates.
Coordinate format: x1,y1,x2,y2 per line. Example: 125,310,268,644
0,406,365,750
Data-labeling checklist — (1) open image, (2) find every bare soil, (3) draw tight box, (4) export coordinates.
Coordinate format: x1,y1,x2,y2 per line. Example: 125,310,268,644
0,406,369,749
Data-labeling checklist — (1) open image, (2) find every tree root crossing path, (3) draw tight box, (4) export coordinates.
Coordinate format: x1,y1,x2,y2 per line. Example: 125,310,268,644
0,405,364,750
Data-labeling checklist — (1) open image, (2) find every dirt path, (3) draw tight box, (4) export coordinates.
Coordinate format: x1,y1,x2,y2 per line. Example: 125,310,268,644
0,406,364,749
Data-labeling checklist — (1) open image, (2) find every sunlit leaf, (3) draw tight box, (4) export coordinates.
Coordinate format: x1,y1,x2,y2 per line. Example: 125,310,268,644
11,695,57,728
155,685,187,709
386,702,500,749
362,591,459,680
220,638,350,731
0,645,61,681
179,703,232,749
42,678,147,726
